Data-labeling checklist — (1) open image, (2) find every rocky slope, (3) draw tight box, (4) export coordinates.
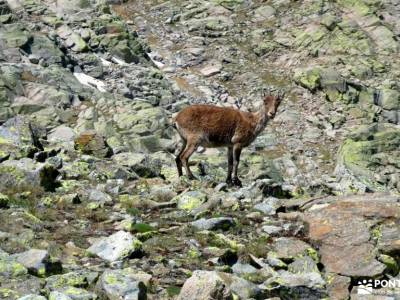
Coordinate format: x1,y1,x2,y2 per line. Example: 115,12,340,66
0,0,399,299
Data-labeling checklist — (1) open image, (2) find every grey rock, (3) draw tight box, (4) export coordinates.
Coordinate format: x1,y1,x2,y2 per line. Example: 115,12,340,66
49,291,72,300
17,295,46,300
86,230,142,262
174,191,208,211
0,158,59,192
112,152,161,178
0,115,42,160
177,270,232,300
48,126,76,145
253,5,276,22
288,256,318,274
262,225,283,235
191,217,235,231
273,237,312,260
13,248,61,276
74,130,111,158
253,197,281,215
96,268,148,300
45,271,98,292
232,262,258,276
88,189,112,204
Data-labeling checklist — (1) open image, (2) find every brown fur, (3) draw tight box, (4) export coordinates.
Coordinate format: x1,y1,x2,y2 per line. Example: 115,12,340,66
174,94,282,186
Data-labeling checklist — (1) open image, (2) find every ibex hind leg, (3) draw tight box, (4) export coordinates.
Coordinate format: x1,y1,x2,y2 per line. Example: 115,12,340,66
181,142,198,180
175,139,186,177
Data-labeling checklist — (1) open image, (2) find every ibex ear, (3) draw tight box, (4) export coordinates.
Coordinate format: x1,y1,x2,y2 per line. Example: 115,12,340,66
277,90,285,101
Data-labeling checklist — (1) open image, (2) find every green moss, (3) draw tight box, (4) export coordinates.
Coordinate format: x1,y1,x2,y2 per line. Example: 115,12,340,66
133,223,155,233
0,288,18,298
0,258,28,278
371,225,382,241
379,254,399,274
166,286,181,297
104,274,118,285
336,0,377,15
306,247,320,263
293,68,321,91
187,248,201,259
195,231,241,250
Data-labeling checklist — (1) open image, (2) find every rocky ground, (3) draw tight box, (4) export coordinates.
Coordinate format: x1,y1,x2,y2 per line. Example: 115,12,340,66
0,0,400,299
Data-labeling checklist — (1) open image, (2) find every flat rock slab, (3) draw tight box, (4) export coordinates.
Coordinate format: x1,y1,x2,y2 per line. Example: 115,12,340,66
200,63,222,77
272,237,312,260
86,230,142,262
303,193,400,277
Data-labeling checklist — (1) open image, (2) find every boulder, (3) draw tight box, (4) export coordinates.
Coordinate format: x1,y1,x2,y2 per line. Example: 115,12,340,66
112,152,161,177
177,270,232,300
0,158,59,192
303,193,400,277
13,249,61,277
86,231,142,262
74,130,111,158
174,191,208,211
0,116,43,160
96,268,149,300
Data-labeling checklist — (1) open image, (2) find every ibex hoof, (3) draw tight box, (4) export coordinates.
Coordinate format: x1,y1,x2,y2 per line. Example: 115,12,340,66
232,178,242,187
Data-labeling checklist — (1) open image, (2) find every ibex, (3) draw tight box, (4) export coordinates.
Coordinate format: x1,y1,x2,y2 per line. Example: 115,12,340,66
174,92,283,187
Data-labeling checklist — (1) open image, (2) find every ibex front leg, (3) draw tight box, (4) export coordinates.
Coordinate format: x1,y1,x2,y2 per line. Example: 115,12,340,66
232,144,242,187
226,146,233,185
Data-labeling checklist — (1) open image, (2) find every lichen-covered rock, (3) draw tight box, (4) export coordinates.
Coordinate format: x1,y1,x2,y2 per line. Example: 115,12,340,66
45,270,98,292
112,152,161,177
0,257,27,278
86,230,142,262
95,268,149,300
0,158,59,192
27,34,65,65
304,193,399,277
174,190,208,211
13,248,61,277
0,192,9,208
272,237,313,261
74,130,111,158
0,115,43,160
335,123,400,192
177,270,232,300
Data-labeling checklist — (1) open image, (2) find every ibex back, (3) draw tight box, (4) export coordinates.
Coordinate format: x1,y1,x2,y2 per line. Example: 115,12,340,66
174,94,282,187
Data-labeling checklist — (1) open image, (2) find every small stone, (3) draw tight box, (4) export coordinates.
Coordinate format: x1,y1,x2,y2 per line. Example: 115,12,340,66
200,63,222,77
262,225,283,235
191,217,235,231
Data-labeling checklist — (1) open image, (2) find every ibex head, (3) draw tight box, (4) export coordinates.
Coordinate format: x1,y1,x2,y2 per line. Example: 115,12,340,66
262,89,284,119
